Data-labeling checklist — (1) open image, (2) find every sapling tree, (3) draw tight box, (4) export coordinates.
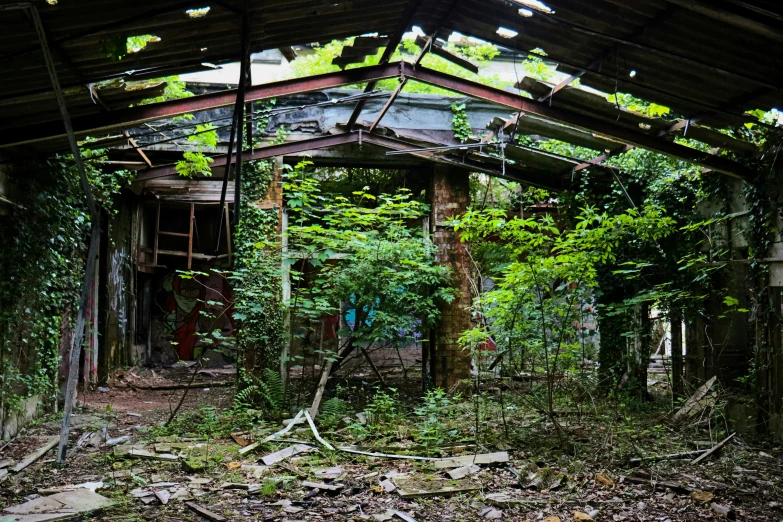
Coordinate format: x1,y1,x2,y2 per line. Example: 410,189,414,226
282,162,454,411
451,203,675,435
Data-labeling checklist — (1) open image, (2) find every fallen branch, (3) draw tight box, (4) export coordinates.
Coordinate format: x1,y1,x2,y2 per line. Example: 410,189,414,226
623,473,692,494
128,381,234,391
629,449,707,467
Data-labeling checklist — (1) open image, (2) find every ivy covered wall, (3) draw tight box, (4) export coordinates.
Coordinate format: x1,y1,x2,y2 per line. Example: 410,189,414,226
0,155,128,438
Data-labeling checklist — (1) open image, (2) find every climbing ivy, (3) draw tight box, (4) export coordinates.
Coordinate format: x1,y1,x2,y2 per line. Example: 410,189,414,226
451,103,473,143
0,154,129,417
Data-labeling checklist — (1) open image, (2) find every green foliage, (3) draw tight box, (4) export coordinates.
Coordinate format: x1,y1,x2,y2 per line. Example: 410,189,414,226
175,123,219,178
102,34,159,62
452,203,675,412
451,103,473,142
320,397,350,429
287,36,512,95
232,157,286,410
283,164,454,355
607,92,671,119
365,389,401,428
0,155,129,415
175,151,214,178
136,76,194,106
413,389,461,449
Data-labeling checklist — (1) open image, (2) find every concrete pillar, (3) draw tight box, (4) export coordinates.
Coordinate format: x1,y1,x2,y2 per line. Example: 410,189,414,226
430,165,473,388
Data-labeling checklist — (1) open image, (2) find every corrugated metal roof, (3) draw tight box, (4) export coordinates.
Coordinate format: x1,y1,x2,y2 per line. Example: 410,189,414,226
0,0,779,158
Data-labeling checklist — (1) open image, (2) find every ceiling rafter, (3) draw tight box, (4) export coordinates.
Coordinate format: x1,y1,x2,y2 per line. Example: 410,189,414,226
368,0,463,133
130,131,560,189
538,4,676,103
0,61,753,178
344,0,420,131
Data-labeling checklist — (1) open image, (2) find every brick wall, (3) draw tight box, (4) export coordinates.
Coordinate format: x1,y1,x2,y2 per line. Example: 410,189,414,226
430,165,473,388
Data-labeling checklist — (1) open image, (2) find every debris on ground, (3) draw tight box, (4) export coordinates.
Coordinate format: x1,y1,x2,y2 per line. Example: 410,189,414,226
2,489,115,522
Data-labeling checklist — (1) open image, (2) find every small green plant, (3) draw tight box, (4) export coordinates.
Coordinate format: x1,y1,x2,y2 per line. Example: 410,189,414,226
366,388,400,431
259,479,278,496
413,389,461,449
175,123,218,177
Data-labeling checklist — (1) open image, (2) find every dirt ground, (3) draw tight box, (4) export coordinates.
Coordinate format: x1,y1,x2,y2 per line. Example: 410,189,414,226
1,375,782,522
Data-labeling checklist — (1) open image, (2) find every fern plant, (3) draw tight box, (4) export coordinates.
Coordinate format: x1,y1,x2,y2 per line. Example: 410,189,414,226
320,397,349,429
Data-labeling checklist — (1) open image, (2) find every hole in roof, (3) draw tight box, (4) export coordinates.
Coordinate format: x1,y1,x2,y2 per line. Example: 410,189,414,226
496,27,518,38
629,69,637,78
186,7,211,18
201,47,208,52
411,25,425,37
513,0,553,13
519,8,534,17
46,0,57,4
127,35,160,54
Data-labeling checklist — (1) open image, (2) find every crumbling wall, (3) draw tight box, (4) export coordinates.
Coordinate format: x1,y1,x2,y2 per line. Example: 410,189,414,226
429,165,473,388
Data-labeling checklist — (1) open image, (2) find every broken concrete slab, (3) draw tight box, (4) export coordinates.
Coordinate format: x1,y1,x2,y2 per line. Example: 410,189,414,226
261,444,313,466
105,435,132,447
379,479,396,492
448,464,481,480
154,490,171,505
313,466,344,480
127,449,179,461
38,481,103,495
302,481,344,491
432,452,508,469
2,489,115,522
240,464,269,479
392,476,480,498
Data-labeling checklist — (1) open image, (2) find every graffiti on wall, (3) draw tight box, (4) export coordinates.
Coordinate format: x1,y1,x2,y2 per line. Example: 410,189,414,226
156,269,235,360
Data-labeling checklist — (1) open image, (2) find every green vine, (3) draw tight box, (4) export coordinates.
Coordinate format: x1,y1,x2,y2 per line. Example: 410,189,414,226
0,153,128,417
451,103,473,143
232,156,285,410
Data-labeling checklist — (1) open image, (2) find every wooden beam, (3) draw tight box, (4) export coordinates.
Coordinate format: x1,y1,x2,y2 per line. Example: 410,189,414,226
663,0,783,42
123,130,153,168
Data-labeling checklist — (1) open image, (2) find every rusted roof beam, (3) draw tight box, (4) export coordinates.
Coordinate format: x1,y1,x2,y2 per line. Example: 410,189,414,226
2,60,752,178
130,131,560,189
369,0,463,133
344,0,420,131
0,63,403,147
402,64,752,179
132,133,366,182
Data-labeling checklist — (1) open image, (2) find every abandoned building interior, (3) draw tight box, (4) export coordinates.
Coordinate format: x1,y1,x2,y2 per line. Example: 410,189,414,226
2,0,783,520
